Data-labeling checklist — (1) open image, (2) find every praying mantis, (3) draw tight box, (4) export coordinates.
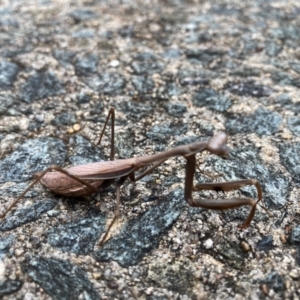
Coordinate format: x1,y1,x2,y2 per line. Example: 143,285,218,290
0,108,265,245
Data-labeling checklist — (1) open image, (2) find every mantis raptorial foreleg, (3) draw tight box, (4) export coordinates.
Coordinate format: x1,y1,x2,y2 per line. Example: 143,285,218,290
184,155,266,228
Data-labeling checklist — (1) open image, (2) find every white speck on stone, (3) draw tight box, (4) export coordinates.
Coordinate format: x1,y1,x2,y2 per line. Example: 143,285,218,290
15,249,24,257
203,238,213,249
109,60,119,67
289,269,299,279
0,261,5,281
47,210,60,217
24,293,35,300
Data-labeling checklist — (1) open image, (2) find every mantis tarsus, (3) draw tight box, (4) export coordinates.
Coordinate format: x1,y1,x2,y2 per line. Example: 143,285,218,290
0,108,265,245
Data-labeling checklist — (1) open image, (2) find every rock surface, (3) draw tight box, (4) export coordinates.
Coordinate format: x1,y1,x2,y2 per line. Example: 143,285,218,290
0,0,299,299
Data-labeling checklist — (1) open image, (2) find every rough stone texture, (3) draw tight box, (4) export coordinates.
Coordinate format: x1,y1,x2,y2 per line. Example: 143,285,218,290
290,226,300,245
84,73,126,95
215,237,245,270
261,271,285,295
146,122,188,144
22,256,100,300
0,137,68,183
0,200,56,231
68,135,105,165
51,112,77,127
0,93,16,115
256,235,275,252
0,234,15,259
226,106,282,136
94,189,186,267
147,256,199,295
225,81,272,98
279,143,300,183
0,0,300,299
47,209,106,255
0,61,19,88
20,71,65,103
193,89,232,112
0,280,23,297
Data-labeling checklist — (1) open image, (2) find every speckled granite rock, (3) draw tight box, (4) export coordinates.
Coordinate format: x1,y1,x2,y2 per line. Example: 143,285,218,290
0,0,299,299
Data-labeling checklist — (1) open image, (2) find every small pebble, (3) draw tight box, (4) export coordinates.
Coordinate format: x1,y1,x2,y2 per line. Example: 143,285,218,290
92,272,101,280
203,238,213,249
280,234,287,244
194,270,202,279
25,242,32,249
35,114,44,123
289,269,299,279
261,283,269,295
67,127,74,134
19,235,26,242
109,60,119,67
15,249,24,257
240,241,251,252
47,210,60,217
106,280,118,289
104,268,112,280
73,123,81,131
130,286,140,298
281,133,293,140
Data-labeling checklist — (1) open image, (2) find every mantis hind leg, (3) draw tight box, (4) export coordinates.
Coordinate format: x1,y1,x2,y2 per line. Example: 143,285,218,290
98,175,128,246
96,108,115,161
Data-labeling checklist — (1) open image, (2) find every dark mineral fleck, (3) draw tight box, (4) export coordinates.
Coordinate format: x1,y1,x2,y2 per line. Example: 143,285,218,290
225,81,272,97
131,76,154,94
0,92,16,115
51,112,76,126
84,73,126,95
53,49,77,68
164,103,187,117
0,137,67,183
74,53,98,76
0,200,56,231
131,52,163,75
0,234,15,259
118,101,153,121
279,143,300,183
22,256,100,300
287,116,300,137
0,60,19,88
193,89,232,112
216,238,245,269
69,135,105,165
47,210,106,255
256,235,274,252
261,271,285,293
0,280,22,297
118,25,135,38
147,122,188,143
94,189,186,267
20,71,65,103
290,226,300,244
68,9,99,23
226,106,282,136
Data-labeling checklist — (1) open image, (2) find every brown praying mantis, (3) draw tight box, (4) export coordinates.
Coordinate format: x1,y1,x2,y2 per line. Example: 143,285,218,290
0,108,266,245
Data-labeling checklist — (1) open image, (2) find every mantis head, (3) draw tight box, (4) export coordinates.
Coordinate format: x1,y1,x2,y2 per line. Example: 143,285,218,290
206,133,229,159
